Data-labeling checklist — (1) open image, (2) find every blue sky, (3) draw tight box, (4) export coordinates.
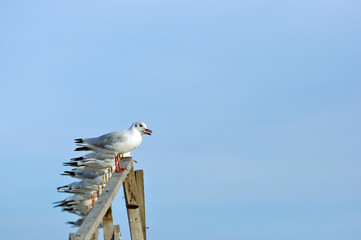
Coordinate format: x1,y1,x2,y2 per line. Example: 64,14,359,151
0,0,360,239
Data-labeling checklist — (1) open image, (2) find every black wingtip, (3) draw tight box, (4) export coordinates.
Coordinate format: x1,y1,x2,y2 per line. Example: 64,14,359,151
54,203,65,208
63,162,78,167
61,171,75,176
62,208,72,212
53,201,66,207
74,147,92,151
57,185,68,190
74,138,83,143
71,157,84,161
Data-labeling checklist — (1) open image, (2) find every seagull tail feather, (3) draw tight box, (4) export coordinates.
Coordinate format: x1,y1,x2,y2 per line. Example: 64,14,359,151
63,162,78,167
57,185,70,192
74,147,92,151
61,171,75,177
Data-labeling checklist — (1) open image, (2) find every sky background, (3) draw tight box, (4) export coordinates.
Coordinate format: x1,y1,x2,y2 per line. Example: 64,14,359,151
0,0,360,239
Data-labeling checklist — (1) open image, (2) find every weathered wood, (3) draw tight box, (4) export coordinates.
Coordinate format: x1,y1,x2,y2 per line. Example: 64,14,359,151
71,158,133,240
125,207,144,240
123,167,144,240
135,170,146,239
113,225,121,240
123,167,139,208
103,205,114,240
90,229,98,240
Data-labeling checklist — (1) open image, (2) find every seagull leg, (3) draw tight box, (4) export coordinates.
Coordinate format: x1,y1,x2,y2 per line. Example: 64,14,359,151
91,194,95,206
115,160,128,172
86,205,89,214
115,153,128,172
115,154,120,172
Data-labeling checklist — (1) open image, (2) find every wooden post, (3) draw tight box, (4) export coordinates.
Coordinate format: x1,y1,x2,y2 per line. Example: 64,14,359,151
113,225,121,240
135,170,146,239
90,230,98,240
70,158,133,240
103,205,114,240
123,167,145,240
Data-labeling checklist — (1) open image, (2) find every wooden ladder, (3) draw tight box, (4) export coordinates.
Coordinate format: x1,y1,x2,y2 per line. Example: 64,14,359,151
69,157,147,240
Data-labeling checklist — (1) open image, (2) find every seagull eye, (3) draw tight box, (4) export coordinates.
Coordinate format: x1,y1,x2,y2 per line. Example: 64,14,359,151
135,124,138,127
139,124,143,128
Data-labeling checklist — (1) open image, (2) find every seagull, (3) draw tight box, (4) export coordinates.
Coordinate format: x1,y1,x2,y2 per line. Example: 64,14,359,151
71,149,116,161
62,205,88,216
63,158,115,169
74,121,152,172
62,205,104,217
58,177,102,199
71,164,112,174
53,194,93,209
54,194,96,214
67,218,103,228
61,170,101,180
67,217,85,227
57,176,103,194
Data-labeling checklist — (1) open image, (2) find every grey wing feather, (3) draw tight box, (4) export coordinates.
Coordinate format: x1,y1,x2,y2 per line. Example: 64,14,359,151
75,170,100,179
80,130,126,148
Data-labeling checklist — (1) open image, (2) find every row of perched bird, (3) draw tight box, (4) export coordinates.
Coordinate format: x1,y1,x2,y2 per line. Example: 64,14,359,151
54,121,152,227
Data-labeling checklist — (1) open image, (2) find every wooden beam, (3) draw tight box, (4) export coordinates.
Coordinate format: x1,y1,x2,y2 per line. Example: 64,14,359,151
103,205,114,240
90,230,98,240
135,170,146,239
70,158,133,240
123,167,144,240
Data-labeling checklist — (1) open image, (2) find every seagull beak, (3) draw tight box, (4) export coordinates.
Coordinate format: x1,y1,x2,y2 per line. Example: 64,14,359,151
144,128,152,135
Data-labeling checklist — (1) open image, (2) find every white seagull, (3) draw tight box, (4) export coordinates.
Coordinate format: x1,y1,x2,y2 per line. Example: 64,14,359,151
74,121,152,172
71,149,116,161
54,194,96,214
61,170,101,180
57,176,102,194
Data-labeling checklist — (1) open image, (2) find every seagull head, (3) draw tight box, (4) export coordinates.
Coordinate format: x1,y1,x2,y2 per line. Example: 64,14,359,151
132,121,152,135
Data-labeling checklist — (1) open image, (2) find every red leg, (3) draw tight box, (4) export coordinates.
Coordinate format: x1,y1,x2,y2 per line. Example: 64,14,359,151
102,175,104,189
91,194,95,206
115,154,120,172
115,158,128,172
115,153,127,172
